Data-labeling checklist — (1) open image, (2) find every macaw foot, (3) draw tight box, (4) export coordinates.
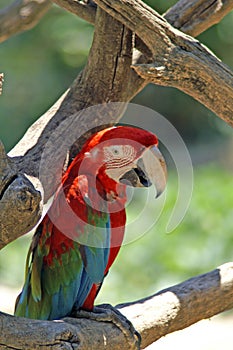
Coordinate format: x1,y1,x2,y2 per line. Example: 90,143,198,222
72,303,141,349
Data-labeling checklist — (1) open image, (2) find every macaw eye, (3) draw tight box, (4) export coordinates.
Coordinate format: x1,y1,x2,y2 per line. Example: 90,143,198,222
103,145,137,167
104,145,123,159
111,146,121,155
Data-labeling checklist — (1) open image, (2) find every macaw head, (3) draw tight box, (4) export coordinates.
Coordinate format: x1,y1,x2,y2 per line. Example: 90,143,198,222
82,126,167,198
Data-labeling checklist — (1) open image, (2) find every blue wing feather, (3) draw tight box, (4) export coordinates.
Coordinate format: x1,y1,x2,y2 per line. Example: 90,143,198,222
15,165,113,320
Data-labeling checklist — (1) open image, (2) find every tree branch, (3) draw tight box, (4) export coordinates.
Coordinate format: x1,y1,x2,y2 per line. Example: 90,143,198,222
0,0,52,44
0,141,43,249
52,0,96,24
121,262,233,348
50,0,233,69
0,311,137,349
52,0,233,39
0,0,96,45
94,0,233,126
164,0,233,37
0,0,232,257
0,6,144,249
1,263,233,349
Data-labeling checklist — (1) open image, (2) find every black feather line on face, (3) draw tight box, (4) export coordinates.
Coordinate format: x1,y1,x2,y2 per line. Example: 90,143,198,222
119,169,140,187
119,158,151,188
135,158,152,187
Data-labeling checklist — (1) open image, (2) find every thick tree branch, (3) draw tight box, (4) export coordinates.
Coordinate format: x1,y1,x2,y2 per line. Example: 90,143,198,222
0,7,144,249
0,311,138,349
94,0,233,126
0,263,233,349
0,0,232,258
50,0,233,66
164,0,233,37
51,0,233,39
121,262,233,348
0,0,95,45
1,0,232,44
0,0,52,44
0,141,43,249
52,0,96,24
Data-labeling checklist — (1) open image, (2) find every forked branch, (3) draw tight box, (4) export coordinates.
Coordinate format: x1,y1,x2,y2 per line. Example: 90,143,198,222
0,6,141,248
94,0,233,126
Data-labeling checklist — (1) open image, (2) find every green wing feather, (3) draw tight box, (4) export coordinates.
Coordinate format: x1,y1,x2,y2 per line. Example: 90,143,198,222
15,176,111,320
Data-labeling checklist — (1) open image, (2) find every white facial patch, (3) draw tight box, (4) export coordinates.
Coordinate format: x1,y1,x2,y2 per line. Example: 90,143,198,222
103,145,136,169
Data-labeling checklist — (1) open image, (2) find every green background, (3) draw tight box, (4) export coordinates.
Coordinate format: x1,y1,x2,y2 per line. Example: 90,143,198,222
0,1,232,309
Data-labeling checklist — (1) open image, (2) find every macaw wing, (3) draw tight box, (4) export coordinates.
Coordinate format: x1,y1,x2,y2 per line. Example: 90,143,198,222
15,175,111,320
14,218,84,320
71,177,111,308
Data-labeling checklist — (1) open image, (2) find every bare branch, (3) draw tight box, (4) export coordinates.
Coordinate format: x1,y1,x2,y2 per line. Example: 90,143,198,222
51,0,233,39
0,263,233,349
1,1,232,251
0,0,232,60
0,7,144,249
0,311,136,349
0,0,96,44
164,0,233,37
94,0,233,126
52,0,96,24
0,142,43,250
1,0,232,251
121,262,233,348
0,0,52,44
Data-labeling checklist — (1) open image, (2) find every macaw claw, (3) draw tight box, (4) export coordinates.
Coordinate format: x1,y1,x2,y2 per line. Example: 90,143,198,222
72,303,141,350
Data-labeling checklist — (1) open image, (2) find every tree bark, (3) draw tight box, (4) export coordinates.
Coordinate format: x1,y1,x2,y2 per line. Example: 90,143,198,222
94,0,233,126
52,0,97,24
0,0,52,44
0,1,233,349
52,0,233,39
0,140,43,247
0,6,144,249
164,0,233,37
0,263,233,349
122,262,233,348
1,0,233,247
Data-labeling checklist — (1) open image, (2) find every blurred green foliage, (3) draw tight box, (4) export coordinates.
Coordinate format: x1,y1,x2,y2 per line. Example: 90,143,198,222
0,5,93,151
0,1,232,307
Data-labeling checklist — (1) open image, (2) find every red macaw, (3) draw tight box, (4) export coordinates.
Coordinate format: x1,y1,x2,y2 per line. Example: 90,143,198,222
15,126,166,320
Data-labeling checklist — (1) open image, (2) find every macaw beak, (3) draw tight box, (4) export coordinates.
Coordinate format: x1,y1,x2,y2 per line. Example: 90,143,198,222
120,145,167,197
141,145,167,197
